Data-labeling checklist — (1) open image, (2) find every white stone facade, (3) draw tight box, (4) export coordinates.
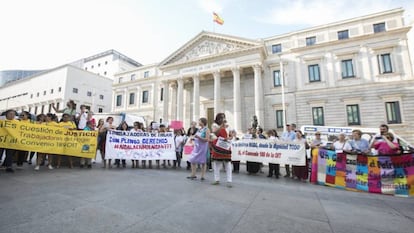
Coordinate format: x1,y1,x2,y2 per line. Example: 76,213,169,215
112,8,413,143
0,65,113,115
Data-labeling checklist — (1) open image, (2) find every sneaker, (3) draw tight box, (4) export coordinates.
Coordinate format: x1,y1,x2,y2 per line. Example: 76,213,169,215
48,165,54,170
211,181,220,185
87,165,92,169
34,166,40,171
226,183,233,188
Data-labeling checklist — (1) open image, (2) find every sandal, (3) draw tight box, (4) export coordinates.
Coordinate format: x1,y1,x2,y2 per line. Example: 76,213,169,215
186,176,197,180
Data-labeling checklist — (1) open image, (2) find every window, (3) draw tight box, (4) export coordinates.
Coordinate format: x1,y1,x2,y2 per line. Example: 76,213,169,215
34,106,38,114
30,94,33,98
373,22,386,33
116,95,122,107
37,92,39,97
48,104,52,113
99,94,104,100
346,104,360,125
378,53,393,74
85,67,88,71
144,71,149,78
73,88,78,94
41,105,45,114
306,36,316,46
337,30,349,40
58,87,62,92
50,89,54,94
105,61,108,65
98,63,101,67
131,74,136,81
142,90,149,103
104,71,107,75
341,59,354,78
28,107,32,113
43,90,46,95
312,107,324,125
91,65,94,69
129,93,135,105
98,108,103,113
271,44,282,54
56,102,60,111
385,101,401,124
308,64,321,82
119,77,123,83
160,88,164,101
273,70,281,87
87,91,92,97
276,110,284,128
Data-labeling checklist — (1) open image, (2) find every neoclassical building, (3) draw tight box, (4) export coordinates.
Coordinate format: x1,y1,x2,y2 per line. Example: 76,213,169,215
112,8,414,142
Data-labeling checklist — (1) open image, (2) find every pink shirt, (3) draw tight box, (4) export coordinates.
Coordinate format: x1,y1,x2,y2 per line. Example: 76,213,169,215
374,141,399,155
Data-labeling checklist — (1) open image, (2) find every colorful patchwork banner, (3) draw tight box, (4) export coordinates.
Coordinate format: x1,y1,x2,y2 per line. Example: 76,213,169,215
0,120,98,158
311,148,414,197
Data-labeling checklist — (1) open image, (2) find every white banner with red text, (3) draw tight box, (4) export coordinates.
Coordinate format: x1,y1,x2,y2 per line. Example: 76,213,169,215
104,130,176,160
231,139,306,166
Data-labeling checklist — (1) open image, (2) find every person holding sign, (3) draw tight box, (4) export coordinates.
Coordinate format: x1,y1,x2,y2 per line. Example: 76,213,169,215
56,113,77,169
187,118,210,180
292,130,310,182
210,113,233,187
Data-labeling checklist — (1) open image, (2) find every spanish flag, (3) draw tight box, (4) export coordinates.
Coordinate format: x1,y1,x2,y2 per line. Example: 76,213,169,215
213,12,224,25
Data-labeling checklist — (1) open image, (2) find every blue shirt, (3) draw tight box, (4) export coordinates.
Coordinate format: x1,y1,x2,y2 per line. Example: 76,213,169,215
349,139,370,152
282,131,296,141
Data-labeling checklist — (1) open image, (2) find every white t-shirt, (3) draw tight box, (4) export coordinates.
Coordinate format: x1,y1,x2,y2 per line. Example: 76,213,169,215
77,112,88,129
333,141,352,151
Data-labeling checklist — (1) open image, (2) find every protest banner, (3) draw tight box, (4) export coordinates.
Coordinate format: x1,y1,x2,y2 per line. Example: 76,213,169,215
104,130,176,160
0,120,98,158
311,148,414,197
231,139,306,165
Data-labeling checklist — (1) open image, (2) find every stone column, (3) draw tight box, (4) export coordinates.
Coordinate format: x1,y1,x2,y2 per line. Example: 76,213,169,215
162,80,169,123
213,71,221,116
232,67,242,133
171,82,177,120
253,64,264,127
177,77,184,121
193,74,200,122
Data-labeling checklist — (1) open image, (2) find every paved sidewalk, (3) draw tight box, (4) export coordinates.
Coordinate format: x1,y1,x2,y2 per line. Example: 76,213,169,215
0,163,413,233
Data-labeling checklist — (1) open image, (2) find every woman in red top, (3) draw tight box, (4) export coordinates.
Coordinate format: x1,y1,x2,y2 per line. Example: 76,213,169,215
210,113,233,187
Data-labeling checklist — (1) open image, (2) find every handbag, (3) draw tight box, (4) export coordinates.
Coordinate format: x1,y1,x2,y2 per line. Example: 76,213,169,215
215,137,231,150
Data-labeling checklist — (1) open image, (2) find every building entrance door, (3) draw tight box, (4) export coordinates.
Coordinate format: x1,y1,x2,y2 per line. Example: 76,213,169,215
207,108,214,129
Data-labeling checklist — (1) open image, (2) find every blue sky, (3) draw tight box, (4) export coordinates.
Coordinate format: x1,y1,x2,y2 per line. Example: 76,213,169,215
0,0,413,69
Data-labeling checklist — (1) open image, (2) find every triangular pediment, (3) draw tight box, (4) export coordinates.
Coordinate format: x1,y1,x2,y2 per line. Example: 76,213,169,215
160,31,261,67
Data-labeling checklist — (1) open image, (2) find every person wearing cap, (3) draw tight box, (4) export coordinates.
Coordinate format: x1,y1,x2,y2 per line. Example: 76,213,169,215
2,109,18,172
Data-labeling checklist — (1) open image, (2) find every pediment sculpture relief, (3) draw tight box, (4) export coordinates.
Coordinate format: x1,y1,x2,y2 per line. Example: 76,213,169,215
176,40,247,63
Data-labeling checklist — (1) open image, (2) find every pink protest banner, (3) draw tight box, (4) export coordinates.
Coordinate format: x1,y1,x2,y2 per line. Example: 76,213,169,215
170,120,183,130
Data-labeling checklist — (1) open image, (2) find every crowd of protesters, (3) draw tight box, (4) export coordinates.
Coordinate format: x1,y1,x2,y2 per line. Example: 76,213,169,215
1,100,408,188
